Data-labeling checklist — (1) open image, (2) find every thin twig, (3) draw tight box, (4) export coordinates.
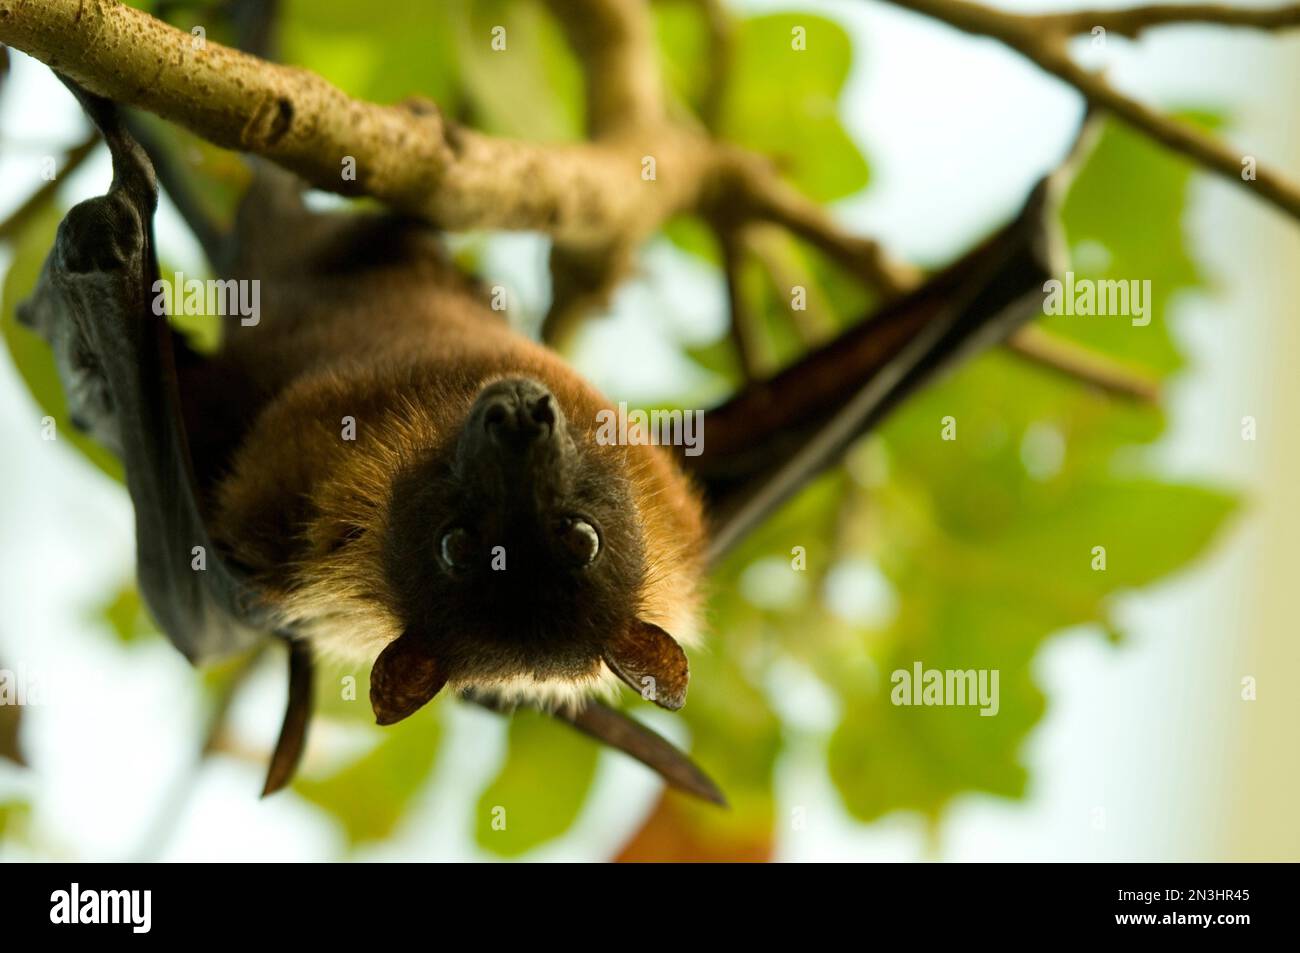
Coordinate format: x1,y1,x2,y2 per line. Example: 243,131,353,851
1007,325,1161,402
694,0,736,131
542,0,664,136
718,225,763,380
745,224,838,345
0,132,99,241
879,0,1300,221
1034,3,1300,37
723,151,923,298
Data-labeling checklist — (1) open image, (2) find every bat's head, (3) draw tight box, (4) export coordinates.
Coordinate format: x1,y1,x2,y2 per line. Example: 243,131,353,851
375,376,689,725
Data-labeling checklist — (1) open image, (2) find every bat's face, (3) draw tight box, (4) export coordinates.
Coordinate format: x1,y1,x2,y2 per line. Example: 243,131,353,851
374,377,688,724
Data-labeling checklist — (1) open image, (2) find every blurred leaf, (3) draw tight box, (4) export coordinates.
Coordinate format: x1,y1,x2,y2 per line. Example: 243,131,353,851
680,639,781,814
0,801,30,843
684,330,743,389
992,480,1236,593
0,695,24,766
816,116,1237,822
151,267,228,353
662,215,719,265
0,203,123,482
94,583,157,645
475,709,599,856
719,14,869,202
826,479,1234,822
616,792,773,862
281,0,463,110
311,659,380,724
652,0,712,116
133,109,248,263
680,113,1240,835
1043,113,1220,374
613,637,781,860
450,0,584,140
295,709,442,847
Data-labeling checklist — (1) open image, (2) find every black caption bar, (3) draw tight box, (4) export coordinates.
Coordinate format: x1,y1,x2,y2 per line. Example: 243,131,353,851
0,861,1281,940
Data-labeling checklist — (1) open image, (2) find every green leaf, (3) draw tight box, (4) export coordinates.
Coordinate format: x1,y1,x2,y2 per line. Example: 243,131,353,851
661,215,719,265
295,709,442,847
94,583,157,645
992,480,1237,595
281,0,463,111
0,801,30,844
719,14,869,202
0,698,24,767
475,708,599,856
1044,114,1219,375
681,113,1241,830
652,0,712,116
825,480,1235,823
678,638,782,829
449,0,584,141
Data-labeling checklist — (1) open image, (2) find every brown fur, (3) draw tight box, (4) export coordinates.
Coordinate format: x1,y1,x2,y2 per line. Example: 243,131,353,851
194,205,706,707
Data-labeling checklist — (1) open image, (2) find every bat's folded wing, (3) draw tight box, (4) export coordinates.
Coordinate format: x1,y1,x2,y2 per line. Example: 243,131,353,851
691,141,1079,564
17,77,268,664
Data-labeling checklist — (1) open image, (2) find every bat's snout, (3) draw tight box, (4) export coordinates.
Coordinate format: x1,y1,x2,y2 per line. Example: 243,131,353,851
474,378,565,453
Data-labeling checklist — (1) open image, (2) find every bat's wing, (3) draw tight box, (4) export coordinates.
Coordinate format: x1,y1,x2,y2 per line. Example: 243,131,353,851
16,77,269,663
563,701,726,806
466,692,727,806
689,133,1089,563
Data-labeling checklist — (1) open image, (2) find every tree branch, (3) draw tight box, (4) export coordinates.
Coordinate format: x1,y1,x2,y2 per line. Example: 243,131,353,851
717,224,764,379
723,151,923,299
0,0,717,248
538,0,669,343
692,0,737,131
0,0,1260,404
542,0,665,136
746,225,838,344
1006,325,1160,402
879,0,1300,221
1033,3,1300,37
0,131,99,241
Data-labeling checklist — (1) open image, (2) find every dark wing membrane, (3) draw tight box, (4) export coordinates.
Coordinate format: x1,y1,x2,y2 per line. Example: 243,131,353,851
466,691,727,807
690,171,1069,564
17,77,268,663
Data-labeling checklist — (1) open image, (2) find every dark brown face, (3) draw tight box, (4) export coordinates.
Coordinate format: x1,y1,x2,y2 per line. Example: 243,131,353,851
372,377,689,725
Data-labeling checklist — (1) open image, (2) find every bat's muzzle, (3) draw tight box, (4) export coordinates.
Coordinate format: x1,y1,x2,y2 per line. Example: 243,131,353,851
457,378,576,499
477,377,561,451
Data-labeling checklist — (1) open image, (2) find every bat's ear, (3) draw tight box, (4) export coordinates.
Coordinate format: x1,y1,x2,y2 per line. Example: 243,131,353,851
370,631,447,726
603,620,689,711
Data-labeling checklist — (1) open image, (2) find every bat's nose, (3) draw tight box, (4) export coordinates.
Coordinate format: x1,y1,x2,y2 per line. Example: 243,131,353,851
479,378,560,449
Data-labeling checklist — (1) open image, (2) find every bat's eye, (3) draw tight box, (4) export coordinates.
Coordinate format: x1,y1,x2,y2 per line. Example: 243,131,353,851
439,527,474,573
558,517,601,568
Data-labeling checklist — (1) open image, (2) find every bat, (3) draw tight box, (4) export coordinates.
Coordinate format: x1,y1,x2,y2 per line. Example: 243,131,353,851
18,72,1069,807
